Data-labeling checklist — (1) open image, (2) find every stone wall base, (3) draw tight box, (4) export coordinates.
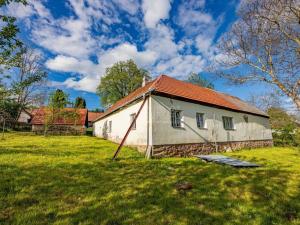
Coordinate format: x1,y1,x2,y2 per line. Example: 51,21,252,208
151,140,273,158
32,125,86,135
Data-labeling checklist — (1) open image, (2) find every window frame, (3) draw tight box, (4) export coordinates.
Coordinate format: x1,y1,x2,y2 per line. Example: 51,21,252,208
222,116,234,130
108,120,112,133
130,113,137,130
196,112,206,129
171,109,183,128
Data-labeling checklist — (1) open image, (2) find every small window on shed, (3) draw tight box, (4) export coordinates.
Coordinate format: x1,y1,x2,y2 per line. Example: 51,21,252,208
243,115,249,123
171,110,182,128
222,116,234,130
130,113,136,130
196,113,205,128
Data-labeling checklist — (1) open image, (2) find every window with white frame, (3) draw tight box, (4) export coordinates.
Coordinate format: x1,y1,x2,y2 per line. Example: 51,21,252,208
130,113,136,130
108,121,112,133
222,116,234,130
196,113,205,128
171,110,182,128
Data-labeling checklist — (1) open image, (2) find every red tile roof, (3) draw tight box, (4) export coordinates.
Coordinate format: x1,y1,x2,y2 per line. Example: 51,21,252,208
31,107,88,126
28,108,39,116
88,112,103,122
94,75,268,121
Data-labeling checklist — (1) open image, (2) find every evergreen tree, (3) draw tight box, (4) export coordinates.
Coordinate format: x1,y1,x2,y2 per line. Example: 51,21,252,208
49,89,69,109
74,97,86,108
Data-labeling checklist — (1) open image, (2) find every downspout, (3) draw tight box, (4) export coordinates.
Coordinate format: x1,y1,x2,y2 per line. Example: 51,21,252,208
213,112,218,152
145,93,152,159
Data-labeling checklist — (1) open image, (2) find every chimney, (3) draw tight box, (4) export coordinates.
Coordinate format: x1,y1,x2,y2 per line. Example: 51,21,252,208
142,76,148,87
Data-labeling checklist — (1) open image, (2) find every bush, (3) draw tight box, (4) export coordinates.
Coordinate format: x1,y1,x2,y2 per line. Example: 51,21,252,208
273,125,299,147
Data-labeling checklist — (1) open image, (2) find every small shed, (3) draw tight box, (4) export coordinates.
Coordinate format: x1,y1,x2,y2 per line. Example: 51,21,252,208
88,112,103,127
31,107,88,135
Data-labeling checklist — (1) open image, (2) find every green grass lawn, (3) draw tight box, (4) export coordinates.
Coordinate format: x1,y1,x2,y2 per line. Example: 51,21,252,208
0,132,300,225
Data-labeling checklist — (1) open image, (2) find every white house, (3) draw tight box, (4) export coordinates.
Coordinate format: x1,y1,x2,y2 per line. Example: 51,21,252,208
93,75,273,158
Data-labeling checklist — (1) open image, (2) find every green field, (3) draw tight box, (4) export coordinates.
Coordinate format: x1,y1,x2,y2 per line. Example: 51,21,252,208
0,133,299,225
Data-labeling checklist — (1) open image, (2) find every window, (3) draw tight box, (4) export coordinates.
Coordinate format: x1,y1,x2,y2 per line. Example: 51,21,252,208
222,116,234,130
130,113,136,130
171,110,182,128
243,115,249,123
108,121,112,133
196,113,205,128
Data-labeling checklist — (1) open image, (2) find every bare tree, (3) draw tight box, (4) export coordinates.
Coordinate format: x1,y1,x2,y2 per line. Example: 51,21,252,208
247,90,284,111
10,47,48,121
212,0,300,109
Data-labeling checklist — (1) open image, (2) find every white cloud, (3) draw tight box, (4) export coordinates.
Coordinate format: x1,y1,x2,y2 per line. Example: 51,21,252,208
5,2,34,18
32,18,97,58
175,0,219,50
45,55,100,76
195,35,212,54
142,0,172,28
175,0,214,34
13,0,218,94
63,77,100,93
113,0,140,15
155,55,205,78
99,43,157,68
45,43,157,92
145,24,178,59
45,55,101,92
28,0,124,59
4,0,51,19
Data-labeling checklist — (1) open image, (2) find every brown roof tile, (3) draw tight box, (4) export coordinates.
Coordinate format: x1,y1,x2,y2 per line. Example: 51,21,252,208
31,107,88,126
88,112,103,122
94,75,267,121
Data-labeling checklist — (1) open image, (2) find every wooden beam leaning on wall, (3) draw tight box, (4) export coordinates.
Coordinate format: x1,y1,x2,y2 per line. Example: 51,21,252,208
112,95,149,160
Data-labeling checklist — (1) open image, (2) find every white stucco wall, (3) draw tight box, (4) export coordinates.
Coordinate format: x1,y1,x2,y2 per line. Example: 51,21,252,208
93,98,152,146
93,95,272,147
151,95,272,145
18,111,31,123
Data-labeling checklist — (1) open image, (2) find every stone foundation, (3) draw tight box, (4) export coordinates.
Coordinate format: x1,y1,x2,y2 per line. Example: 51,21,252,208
32,125,86,135
151,140,273,158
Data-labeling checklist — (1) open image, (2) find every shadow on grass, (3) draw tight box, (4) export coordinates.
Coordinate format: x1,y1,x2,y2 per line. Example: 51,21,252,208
1,158,299,225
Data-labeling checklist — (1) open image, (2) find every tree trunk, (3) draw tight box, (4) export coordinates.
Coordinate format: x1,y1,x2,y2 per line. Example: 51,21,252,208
2,118,5,140
294,97,300,111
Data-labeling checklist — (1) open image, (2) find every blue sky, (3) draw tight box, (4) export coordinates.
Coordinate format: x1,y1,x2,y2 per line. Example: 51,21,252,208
5,0,277,110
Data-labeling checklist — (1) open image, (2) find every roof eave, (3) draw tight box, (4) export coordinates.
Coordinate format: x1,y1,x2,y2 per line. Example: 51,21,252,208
93,88,154,123
152,91,269,118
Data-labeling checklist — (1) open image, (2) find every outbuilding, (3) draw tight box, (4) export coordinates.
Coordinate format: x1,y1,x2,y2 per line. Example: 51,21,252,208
31,107,88,135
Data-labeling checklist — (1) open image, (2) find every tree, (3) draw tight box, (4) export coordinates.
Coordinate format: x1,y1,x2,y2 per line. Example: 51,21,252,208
247,90,283,112
268,107,299,146
186,72,214,89
11,48,47,120
49,89,69,109
267,107,296,130
0,0,27,67
74,97,86,108
97,60,150,107
43,89,71,136
0,47,47,122
213,0,300,110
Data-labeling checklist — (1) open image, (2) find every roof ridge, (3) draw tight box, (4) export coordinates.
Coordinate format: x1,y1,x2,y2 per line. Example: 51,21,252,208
150,74,164,90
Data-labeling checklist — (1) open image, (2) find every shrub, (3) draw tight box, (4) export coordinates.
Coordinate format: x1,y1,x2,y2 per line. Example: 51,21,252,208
273,125,299,147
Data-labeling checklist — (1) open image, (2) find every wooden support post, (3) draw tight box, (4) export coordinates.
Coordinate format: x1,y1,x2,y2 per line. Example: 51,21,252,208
112,96,149,160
